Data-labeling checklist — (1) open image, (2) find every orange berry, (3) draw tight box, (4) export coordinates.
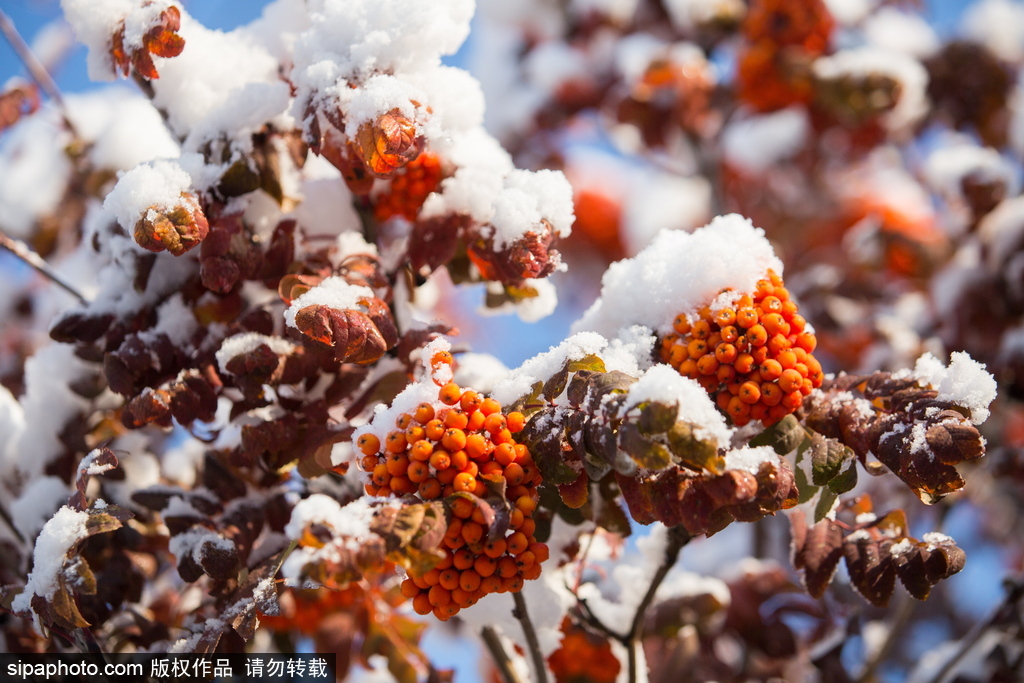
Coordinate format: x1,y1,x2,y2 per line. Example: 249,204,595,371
782,390,804,409
360,454,380,472
444,409,469,430
727,395,750,420
453,549,475,570
466,433,490,460
717,364,737,384
450,496,475,519
522,564,541,581
385,430,408,453
386,452,410,477
494,443,516,466
433,603,458,620
506,412,526,433
409,439,434,461
516,496,537,515
714,308,736,327
460,391,483,414
519,517,537,538
439,568,460,590
459,569,482,592
796,332,817,353
418,478,442,499
460,461,479,478
714,343,737,364
407,460,429,483
413,593,433,615
761,312,786,336
452,587,474,607
507,532,529,555
481,575,502,593
687,339,708,359
432,350,454,367
391,475,416,494
454,472,476,493
739,381,761,404
480,398,501,416
509,508,525,529
759,359,782,380
357,433,381,456
437,467,457,485
439,382,461,405
404,424,425,445
429,450,451,471
428,585,451,607
734,353,755,374
462,524,485,544
736,308,759,328
424,419,446,441
760,295,783,313
746,324,768,347
778,368,803,393
484,538,508,558
481,461,503,476
371,463,390,486
498,556,518,578
529,543,550,563
445,518,464,540
673,314,691,334
516,550,536,569
413,402,435,424
504,462,525,486
691,319,711,339
696,354,719,376
467,410,486,431
760,382,783,406
483,413,507,434
442,428,468,451
450,449,469,470
396,413,413,430
474,554,497,577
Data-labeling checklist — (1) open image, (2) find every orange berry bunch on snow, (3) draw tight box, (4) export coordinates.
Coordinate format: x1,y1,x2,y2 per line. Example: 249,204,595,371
356,352,547,621
660,269,824,427
373,151,443,223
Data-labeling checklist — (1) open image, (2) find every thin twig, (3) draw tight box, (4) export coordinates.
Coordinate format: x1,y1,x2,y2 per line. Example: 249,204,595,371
624,526,691,683
855,592,915,683
0,229,88,304
481,625,523,683
0,9,78,138
927,575,1024,683
512,591,549,683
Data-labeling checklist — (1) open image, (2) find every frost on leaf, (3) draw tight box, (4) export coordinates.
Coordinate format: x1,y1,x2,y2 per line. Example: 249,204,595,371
110,4,186,80
800,369,989,503
133,192,209,256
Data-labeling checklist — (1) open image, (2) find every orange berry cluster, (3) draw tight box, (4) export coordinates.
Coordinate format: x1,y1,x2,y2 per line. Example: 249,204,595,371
660,269,824,427
357,353,547,621
373,151,442,223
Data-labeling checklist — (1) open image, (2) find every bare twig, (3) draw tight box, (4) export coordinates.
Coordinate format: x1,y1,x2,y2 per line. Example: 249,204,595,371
0,9,78,137
927,575,1024,683
481,625,523,683
512,591,549,683
624,525,691,683
855,592,915,683
0,229,88,303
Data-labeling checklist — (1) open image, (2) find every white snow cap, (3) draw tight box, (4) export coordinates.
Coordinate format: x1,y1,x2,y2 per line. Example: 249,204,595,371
215,333,300,375
11,505,89,620
622,364,732,447
963,0,1024,62
925,143,1016,199
911,352,998,425
60,0,178,81
103,158,196,233
573,214,783,339
813,47,929,133
283,276,376,329
722,107,809,175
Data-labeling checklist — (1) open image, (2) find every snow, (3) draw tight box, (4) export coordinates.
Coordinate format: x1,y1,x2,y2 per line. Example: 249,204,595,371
573,214,783,339
102,158,196,233
662,0,737,31
813,47,928,133
722,107,809,175
60,0,143,81
283,276,377,329
453,353,510,395
925,143,1015,200
284,494,378,542
723,445,780,474
11,505,89,621
621,173,711,255
490,169,575,249
79,448,117,477
863,8,939,59
215,333,300,375
570,0,640,24
490,330,653,407
9,477,69,542
621,364,732,447
963,0,1024,62
910,352,997,425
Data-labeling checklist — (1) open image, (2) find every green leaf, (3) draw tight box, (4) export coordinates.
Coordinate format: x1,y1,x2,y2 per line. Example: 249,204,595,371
618,422,671,471
567,354,607,373
666,421,723,474
749,414,806,455
813,486,838,524
637,401,679,435
828,458,858,494
809,432,855,487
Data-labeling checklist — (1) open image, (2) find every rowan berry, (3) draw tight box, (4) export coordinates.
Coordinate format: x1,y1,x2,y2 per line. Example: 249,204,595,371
439,568,460,591
442,428,467,451
385,430,408,453
506,412,526,433
439,382,461,405
358,433,381,456
424,419,446,441
444,409,469,430
507,532,529,555
454,472,476,493
418,478,442,500
429,450,451,471
459,569,482,592
413,402,435,424
460,390,483,414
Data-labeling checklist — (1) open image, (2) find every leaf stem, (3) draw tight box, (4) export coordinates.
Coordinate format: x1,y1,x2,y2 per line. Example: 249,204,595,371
0,229,88,304
481,625,524,683
512,591,548,683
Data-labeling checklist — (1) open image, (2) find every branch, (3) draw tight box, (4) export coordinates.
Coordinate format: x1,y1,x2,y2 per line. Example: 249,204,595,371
0,9,78,138
624,525,691,683
0,229,88,304
481,625,524,683
512,591,548,683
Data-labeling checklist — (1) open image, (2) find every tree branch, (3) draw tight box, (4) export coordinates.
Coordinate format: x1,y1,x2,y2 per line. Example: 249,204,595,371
0,229,88,304
0,9,78,138
624,525,691,683
481,625,523,683
512,591,548,683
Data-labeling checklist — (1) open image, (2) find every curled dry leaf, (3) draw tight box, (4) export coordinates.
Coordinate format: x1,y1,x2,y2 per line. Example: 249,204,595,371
110,5,186,80
293,299,398,364
133,192,209,256
466,220,563,284
354,108,422,177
